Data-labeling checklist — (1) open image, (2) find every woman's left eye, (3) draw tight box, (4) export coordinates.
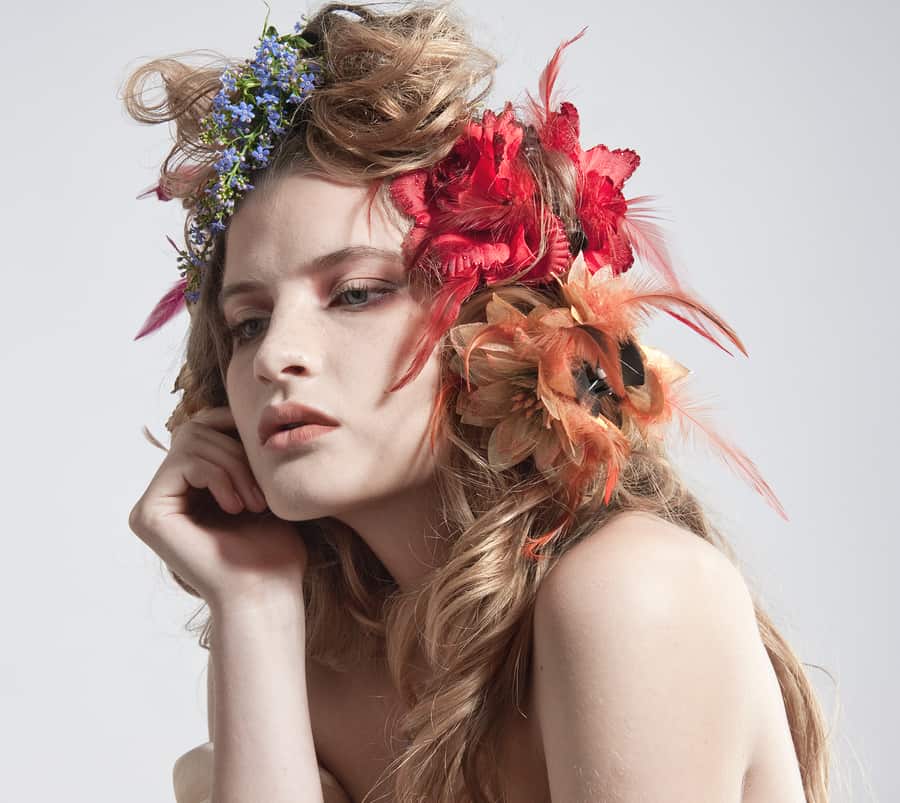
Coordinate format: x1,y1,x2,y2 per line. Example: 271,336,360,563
333,281,397,311
227,281,397,345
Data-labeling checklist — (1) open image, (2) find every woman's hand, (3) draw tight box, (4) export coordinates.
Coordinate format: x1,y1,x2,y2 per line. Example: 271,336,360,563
128,405,309,614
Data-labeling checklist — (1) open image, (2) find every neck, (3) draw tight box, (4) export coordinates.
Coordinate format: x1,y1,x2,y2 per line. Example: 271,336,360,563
333,478,453,595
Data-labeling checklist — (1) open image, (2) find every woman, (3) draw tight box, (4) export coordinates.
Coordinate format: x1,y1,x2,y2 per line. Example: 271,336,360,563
122,2,831,801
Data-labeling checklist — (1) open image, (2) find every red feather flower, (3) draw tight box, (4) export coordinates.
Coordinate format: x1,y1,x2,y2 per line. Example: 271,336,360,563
387,102,571,392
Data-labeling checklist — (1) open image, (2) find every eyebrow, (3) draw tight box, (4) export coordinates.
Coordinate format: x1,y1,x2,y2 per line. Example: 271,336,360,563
218,245,405,311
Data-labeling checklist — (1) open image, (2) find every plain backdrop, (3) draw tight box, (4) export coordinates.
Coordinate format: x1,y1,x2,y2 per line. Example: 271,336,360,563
0,0,895,800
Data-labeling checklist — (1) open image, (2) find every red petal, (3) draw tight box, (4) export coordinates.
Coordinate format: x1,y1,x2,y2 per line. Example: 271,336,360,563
580,144,641,191
389,171,432,225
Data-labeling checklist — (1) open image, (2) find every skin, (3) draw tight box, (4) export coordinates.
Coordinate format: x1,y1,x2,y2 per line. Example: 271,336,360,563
220,170,452,594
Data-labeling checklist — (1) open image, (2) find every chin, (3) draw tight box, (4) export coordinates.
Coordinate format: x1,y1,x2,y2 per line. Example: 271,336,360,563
264,489,336,523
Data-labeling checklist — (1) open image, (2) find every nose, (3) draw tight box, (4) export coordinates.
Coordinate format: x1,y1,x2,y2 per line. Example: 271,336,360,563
251,305,325,384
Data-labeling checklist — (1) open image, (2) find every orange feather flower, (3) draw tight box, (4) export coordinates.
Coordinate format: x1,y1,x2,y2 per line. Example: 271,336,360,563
448,253,787,559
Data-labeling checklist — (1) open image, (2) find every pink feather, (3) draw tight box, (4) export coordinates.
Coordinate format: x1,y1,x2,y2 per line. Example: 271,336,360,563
524,26,589,129
134,277,188,340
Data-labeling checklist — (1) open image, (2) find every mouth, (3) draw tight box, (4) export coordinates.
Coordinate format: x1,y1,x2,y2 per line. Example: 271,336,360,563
263,422,339,449
258,402,341,446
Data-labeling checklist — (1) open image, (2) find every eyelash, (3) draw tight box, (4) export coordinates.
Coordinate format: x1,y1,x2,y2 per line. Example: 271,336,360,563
227,281,397,345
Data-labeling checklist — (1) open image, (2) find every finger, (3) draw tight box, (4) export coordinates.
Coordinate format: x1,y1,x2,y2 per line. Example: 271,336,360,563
191,423,253,463
186,406,239,433
184,436,266,512
182,457,245,515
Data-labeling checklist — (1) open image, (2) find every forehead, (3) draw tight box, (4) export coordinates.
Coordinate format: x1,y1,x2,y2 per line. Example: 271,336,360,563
222,172,408,282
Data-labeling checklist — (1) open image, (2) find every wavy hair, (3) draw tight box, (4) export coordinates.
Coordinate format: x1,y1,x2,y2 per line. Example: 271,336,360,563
121,2,835,801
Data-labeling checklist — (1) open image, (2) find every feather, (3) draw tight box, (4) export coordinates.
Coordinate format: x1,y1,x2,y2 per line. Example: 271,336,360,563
524,26,589,130
664,378,788,520
619,194,733,351
135,182,165,201
563,259,748,358
134,277,188,340
620,195,679,287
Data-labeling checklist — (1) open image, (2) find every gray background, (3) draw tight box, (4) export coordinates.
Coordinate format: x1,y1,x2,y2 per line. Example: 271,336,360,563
0,0,894,800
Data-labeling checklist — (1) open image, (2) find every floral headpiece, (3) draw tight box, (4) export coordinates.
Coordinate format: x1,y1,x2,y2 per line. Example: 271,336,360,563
133,17,787,558
134,7,322,336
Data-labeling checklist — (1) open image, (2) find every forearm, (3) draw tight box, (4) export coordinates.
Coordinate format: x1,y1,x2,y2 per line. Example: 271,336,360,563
209,596,323,803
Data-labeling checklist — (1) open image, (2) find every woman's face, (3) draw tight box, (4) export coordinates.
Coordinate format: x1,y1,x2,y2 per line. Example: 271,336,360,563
220,171,442,521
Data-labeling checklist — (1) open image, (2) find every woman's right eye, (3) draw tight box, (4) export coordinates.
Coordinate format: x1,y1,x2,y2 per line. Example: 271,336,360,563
228,318,266,344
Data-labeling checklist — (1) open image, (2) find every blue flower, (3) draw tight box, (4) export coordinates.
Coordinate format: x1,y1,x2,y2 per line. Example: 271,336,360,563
251,62,272,87
227,101,255,124
298,72,318,93
213,147,240,175
250,143,271,165
221,70,238,93
256,90,280,107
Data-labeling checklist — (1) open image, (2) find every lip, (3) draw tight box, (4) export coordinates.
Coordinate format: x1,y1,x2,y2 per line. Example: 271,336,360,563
259,401,340,446
263,423,339,450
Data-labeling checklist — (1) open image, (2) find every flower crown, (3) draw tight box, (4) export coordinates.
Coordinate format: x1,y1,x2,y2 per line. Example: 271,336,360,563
134,7,322,329
134,15,787,558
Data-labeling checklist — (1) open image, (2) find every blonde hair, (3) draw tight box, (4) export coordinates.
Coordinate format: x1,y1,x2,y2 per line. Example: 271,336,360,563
121,2,835,801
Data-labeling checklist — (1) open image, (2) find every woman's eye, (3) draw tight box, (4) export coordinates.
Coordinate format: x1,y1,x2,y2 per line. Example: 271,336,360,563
227,282,397,345
335,281,396,310
228,318,266,344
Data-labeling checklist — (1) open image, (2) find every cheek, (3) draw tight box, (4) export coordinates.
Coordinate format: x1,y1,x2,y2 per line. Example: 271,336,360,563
223,361,255,446
346,327,441,440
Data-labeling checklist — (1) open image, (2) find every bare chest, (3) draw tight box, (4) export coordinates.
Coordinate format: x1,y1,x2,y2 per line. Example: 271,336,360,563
307,659,550,803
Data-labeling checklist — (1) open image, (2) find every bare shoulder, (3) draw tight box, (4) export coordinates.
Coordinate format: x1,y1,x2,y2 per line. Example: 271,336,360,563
530,510,774,799
535,510,757,624
532,510,766,672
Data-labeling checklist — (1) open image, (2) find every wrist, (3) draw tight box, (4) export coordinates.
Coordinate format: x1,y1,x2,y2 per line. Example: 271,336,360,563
209,587,306,631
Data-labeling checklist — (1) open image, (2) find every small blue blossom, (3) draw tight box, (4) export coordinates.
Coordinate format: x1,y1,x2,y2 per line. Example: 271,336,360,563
227,101,255,124
250,143,271,165
221,69,238,93
213,147,240,174
256,90,280,107
251,62,273,87
298,72,318,93
267,110,285,135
